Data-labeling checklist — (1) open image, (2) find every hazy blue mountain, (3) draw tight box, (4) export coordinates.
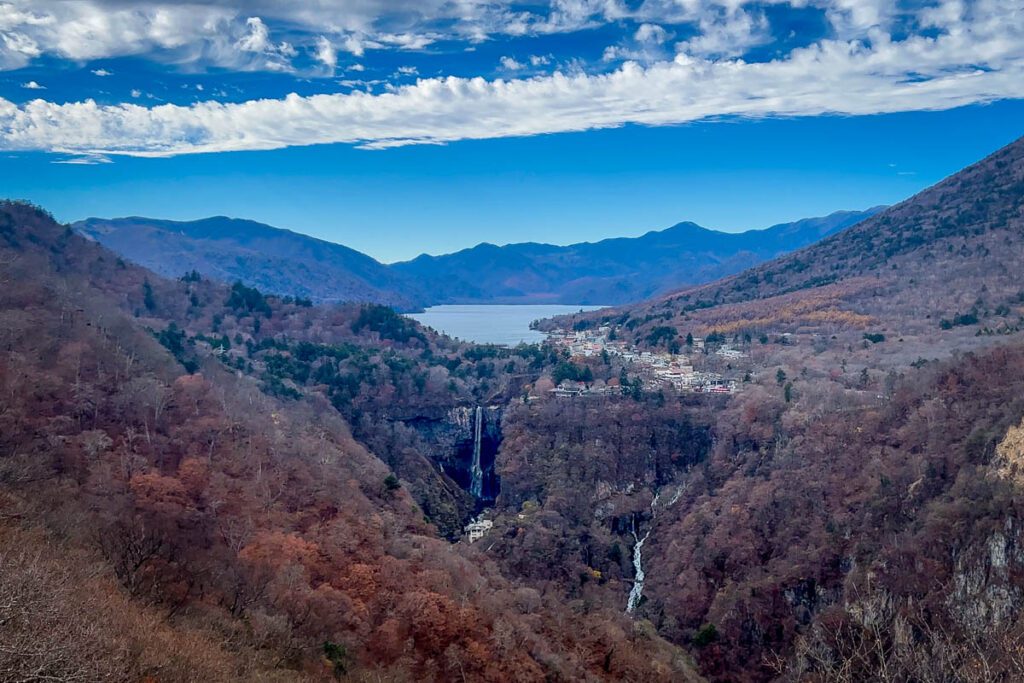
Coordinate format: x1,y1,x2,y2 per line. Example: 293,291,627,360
391,208,885,305
74,216,427,310
75,208,882,310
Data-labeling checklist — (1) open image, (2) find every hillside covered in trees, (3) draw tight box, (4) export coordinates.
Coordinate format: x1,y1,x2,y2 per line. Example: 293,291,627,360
556,136,1024,356
76,209,879,310
506,136,1024,681
2,135,1024,683
75,216,428,311
0,202,700,682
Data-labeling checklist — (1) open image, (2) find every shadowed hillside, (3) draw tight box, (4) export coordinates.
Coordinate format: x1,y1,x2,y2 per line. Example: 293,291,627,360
499,136,1024,682
6,134,1024,683
75,215,427,310
559,136,1024,347
392,209,882,305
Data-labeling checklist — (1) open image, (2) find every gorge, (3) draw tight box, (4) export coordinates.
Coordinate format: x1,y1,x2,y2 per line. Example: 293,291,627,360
3,135,1024,682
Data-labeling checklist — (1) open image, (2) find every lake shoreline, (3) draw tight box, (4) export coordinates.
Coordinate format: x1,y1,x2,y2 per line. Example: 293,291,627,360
407,304,607,346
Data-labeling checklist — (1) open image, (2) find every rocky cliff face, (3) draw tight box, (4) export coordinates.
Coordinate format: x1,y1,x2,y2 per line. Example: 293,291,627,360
946,420,1024,631
401,405,504,523
948,518,1024,631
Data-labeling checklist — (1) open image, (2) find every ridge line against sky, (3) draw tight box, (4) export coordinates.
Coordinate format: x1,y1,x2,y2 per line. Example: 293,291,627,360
79,206,885,267
0,0,1022,158
3,0,1024,262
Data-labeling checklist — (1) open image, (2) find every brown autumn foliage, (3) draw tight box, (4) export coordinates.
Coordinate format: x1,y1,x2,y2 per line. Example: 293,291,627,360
3,134,1024,683
0,202,701,682
559,135,1024,351
494,136,1024,681
484,338,1024,682
0,524,291,682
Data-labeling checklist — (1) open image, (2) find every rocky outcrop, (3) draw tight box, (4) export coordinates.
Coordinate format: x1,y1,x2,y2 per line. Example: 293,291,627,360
948,519,1024,630
403,405,504,506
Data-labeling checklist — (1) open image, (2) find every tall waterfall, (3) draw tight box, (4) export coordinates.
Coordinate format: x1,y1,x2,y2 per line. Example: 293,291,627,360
470,406,484,499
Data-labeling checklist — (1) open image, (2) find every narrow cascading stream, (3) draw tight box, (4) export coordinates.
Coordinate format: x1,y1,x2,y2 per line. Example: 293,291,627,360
470,405,484,499
626,489,662,614
626,519,651,613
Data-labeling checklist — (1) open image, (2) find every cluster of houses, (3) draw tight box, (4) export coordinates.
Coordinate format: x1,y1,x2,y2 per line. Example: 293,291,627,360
545,326,744,395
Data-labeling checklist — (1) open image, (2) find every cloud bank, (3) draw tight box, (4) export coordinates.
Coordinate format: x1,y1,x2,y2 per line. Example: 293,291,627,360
0,0,1021,157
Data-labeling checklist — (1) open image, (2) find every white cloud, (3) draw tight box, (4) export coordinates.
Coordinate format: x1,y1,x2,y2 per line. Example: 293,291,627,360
235,16,296,71
0,0,1021,159
396,65,418,75
91,68,112,76
314,36,337,71
0,0,989,77
337,78,384,89
341,33,367,57
52,153,111,165
20,80,44,89
602,45,628,61
676,8,770,58
1,6,1022,160
130,88,141,98
635,23,669,44
500,55,524,70
235,17,271,53
504,55,551,70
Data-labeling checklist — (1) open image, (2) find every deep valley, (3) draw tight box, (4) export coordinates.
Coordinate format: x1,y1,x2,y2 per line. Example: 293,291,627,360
3,134,1024,683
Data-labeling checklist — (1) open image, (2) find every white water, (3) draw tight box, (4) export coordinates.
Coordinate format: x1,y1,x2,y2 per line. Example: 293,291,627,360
626,522,651,613
626,490,663,614
470,406,484,499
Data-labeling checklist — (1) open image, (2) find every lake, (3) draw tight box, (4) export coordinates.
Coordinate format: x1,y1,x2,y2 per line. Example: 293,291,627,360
408,304,606,346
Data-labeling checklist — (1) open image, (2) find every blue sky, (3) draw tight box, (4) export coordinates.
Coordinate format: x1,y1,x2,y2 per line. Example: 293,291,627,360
1,1,1023,262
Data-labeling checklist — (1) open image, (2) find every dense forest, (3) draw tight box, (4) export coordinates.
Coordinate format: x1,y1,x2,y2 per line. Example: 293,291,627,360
532,135,1024,681
2,135,1024,683
0,202,700,682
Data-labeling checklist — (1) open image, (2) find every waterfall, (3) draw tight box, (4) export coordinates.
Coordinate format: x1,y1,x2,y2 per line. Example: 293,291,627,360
626,518,651,613
470,406,484,499
626,489,662,614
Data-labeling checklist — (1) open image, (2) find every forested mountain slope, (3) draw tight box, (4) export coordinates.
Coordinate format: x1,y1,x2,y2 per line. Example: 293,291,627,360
392,209,881,305
76,209,879,310
5,134,1024,683
567,136,1024,346
75,215,426,310
0,202,700,682
502,137,1024,682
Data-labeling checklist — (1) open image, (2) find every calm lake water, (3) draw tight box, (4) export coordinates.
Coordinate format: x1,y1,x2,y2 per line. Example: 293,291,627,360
408,304,606,346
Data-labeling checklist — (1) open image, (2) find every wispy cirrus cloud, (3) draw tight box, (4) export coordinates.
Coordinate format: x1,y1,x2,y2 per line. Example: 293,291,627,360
0,0,949,74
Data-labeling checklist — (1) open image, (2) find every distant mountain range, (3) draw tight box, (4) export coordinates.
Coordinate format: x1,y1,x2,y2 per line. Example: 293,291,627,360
75,208,883,310
392,209,883,305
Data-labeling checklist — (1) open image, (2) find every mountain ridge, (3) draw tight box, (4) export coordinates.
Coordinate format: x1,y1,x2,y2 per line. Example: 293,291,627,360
75,214,429,310
5,134,1024,683
76,207,883,310
391,208,884,305
555,135,1024,356
2,200,704,682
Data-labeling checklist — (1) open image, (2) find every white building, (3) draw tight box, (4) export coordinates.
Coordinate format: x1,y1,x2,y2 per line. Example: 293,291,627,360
465,518,494,543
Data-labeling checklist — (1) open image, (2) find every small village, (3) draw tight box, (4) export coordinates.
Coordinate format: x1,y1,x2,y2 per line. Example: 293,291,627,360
542,324,747,396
